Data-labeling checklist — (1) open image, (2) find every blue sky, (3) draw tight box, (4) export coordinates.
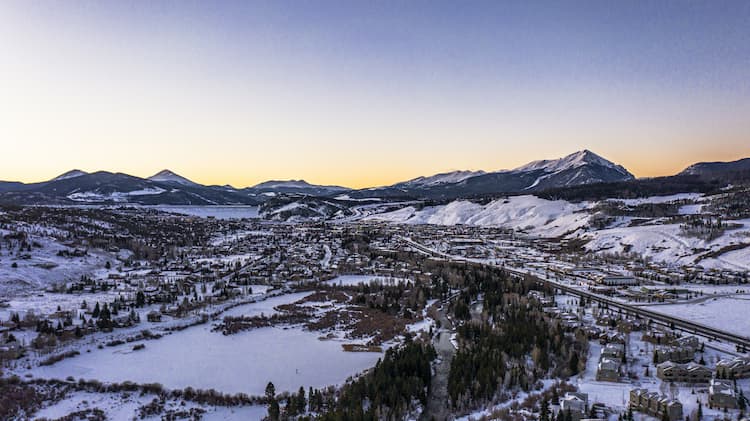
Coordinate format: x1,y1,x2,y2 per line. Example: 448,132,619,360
1,1,749,187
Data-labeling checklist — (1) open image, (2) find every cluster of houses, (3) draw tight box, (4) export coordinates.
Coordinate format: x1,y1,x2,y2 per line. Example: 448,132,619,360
653,336,700,364
716,355,750,379
629,389,683,421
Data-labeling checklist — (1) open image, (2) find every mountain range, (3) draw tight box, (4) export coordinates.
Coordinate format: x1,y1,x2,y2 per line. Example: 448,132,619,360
0,150,747,206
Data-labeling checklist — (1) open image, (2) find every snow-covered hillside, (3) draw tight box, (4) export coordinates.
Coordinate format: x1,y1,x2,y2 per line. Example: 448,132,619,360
367,195,592,237
364,192,750,271
582,220,750,271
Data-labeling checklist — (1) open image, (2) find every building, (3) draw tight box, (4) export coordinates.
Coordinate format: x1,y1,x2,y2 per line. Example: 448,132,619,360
601,343,625,360
629,389,683,421
656,361,712,383
596,357,621,382
596,275,638,287
716,356,750,379
708,379,737,409
560,392,589,421
654,346,695,364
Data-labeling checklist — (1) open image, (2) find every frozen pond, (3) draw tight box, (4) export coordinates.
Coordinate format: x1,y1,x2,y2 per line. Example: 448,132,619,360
151,206,260,219
33,292,382,396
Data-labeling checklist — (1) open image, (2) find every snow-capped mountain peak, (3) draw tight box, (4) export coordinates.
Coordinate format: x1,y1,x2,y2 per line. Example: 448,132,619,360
51,169,88,182
148,170,200,186
513,149,630,176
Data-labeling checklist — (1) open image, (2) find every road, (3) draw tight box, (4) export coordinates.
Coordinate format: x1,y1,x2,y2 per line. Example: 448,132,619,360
420,304,456,421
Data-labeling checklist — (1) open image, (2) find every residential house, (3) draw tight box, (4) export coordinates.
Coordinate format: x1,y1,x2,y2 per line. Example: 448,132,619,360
656,361,712,383
708,379,738,409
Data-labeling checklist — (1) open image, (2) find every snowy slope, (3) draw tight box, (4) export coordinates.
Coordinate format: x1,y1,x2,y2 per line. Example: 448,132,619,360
367,195,592,237
396,170,486,188
583,219,750,270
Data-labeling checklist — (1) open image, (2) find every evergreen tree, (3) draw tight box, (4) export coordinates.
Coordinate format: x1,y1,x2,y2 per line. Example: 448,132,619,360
297,386,306,414
540,399,550,421
92,302,100,318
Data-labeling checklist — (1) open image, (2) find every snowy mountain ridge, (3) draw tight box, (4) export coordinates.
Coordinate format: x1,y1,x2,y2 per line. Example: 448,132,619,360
512,149,630,176
51,169,88,182
396,170,487,188
148,169,200,186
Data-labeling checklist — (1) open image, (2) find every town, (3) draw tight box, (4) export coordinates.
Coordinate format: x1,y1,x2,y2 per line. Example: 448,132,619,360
0,204,748,420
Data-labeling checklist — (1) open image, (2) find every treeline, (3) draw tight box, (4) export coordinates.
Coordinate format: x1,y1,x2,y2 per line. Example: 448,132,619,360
314,340,436,421
537,175,722,202
435,265,586,412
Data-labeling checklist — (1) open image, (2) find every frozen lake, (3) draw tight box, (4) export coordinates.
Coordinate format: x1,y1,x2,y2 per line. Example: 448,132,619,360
33,292,382,396
151,206,260,219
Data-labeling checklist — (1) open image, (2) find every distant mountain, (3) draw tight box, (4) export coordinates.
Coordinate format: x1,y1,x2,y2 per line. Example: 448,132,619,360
680,157,750,176
259,195,354,221
394,170,486,188
347,150,635,201
51,169,88,182
0,171,259,205
245,180,350,196
148,169,200,186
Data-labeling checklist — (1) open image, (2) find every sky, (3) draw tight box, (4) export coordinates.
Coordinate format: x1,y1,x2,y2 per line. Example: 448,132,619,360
1,1,749,188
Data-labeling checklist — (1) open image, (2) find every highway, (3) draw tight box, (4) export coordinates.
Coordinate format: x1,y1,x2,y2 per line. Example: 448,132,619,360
400,236,750,350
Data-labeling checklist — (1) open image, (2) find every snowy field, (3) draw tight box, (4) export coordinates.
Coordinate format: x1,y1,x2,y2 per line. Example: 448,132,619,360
642,294,750,338
151,205,260,219
34,390,269,421
583,219,750,271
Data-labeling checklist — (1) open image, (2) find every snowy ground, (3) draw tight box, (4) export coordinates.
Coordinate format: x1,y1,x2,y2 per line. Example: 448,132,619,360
583,219,750,271
366,195,592,238
0,233,122,297
641,294,750,338
33,390,270,421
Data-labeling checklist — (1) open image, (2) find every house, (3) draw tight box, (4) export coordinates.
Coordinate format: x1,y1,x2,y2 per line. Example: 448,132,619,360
0,341,23,361
601,343,625,360
656,361,712,383
560,393,589,421
596,357,620,382
630,389,683,421
716,356,750,379
146,311,162,322
708,379,737,409
654,346,695,364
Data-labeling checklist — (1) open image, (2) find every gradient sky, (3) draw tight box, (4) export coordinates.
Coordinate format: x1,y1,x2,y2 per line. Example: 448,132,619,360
1,1,749,188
